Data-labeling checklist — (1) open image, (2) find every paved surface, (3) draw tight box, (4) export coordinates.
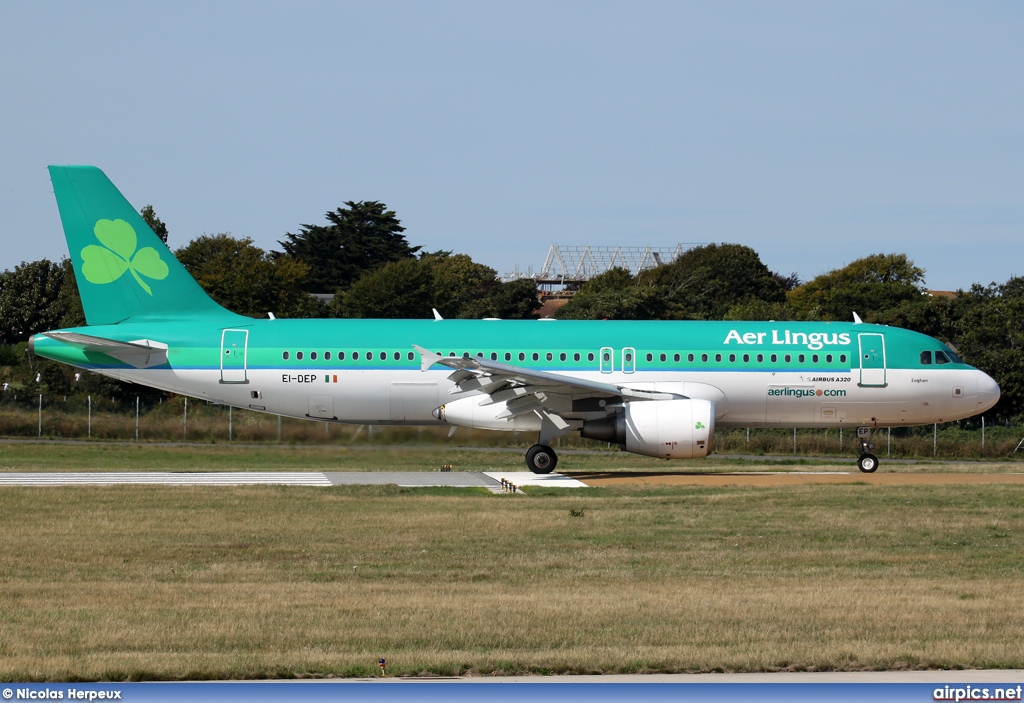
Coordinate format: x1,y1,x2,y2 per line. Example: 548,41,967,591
0,471,333,486
484,471,589,488
334,670,1024,683
2,470,1022,488
324,471,501,489
568,471,1024,487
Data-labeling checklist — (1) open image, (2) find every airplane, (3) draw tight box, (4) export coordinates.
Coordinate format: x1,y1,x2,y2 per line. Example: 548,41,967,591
29,166,1000,474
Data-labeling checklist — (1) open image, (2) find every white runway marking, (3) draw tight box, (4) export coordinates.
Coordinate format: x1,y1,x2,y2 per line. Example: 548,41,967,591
484,471,588,488
0,472,333,486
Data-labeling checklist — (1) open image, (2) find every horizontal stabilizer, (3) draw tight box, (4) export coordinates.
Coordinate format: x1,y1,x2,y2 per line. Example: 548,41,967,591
42,331,168,369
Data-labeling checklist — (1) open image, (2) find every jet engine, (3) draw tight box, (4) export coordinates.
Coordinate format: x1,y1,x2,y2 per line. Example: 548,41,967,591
581,399,715,459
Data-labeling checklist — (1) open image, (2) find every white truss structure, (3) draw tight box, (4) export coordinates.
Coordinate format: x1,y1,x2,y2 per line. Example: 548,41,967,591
505,244,701,284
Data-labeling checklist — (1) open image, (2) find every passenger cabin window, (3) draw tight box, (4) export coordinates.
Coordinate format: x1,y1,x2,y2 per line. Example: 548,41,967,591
812,354,819,363
505,352,512,361
546,352,553,361
282,351,290,360
519,353,526,361
687,354,695,362
743,354,750,363
826,354,833,363
701,353,708,362
729,354,736,362
798,354,805,363
310,351,317,360
784,354,791,363
339,351,346,360
407,352,414,360
296,351,304,360
588,352,595,362
935,351,951,365
352,352,359,360
660,353,666,362
840,354,847,363
366,352,374,360
770,354,777,363
574,353,581,362
715,353,722,362
756,354,763,363
325,351,331,360
646,353,653,362
395,352,401,361
560,352,567,361
673,353,680,362
491,352,498,360
532,353,539,361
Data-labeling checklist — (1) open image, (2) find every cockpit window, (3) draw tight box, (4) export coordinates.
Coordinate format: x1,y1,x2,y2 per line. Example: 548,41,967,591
920,351,932,365
935,351,951,365
947,350,963,363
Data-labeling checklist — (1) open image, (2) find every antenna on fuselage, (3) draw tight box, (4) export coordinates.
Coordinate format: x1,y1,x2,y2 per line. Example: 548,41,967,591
852,312,863,324
432,308,444,321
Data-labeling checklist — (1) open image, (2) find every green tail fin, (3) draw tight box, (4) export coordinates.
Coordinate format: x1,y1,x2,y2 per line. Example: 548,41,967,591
48,165,238,325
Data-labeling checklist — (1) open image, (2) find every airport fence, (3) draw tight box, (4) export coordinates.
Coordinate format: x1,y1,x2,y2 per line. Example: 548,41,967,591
0,391,1020,460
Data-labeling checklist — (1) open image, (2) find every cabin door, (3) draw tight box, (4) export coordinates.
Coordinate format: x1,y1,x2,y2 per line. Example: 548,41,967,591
858,333,887,387
220,329,249,384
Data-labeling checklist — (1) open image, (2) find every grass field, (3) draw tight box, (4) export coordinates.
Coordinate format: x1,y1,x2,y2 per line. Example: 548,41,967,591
1,448,1024,680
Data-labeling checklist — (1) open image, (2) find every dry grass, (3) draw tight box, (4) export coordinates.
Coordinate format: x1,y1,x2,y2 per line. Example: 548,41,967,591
1,483,1023,679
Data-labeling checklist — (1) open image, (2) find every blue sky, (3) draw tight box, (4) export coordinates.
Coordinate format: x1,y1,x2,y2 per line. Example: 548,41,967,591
1,1,1021,291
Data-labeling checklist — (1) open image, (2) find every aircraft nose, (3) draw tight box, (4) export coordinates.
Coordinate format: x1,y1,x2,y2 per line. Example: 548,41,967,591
431,405,444,421
976,371,1000,413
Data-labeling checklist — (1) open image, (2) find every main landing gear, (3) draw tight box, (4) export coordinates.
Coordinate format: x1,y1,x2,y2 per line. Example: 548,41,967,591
526,444,558,474
856,426,879,473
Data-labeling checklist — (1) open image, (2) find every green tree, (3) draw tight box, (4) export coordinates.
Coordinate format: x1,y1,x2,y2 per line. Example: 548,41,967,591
423,253,499,319
948,278,1024,421
556,267,666,320
336,258,434,319
638,244,788,320
724,299,797,321
0,259,69,344
787,253,927,321
278,201,419,294
176,234,322,318
459,278,541,320
140,205,169,245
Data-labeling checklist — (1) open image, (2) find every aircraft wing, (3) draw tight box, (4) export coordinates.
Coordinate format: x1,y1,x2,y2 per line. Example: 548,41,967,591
42,331,168,369
413,344,681,430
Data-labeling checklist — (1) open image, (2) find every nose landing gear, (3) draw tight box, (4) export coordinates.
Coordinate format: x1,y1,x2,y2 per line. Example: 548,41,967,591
856,426,879,473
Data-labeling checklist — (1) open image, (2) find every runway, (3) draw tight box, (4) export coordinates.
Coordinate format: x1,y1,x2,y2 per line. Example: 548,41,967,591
0,470,1022,488
567,471,1024,487
0,471,588,489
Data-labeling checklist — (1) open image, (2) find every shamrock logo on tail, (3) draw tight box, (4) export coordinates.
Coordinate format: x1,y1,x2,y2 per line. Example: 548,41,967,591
695,421,706,430
80,219,169,295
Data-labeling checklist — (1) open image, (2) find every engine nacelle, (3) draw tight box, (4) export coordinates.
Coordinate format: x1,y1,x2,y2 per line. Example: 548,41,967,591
433,395,543,432
581,399,715,459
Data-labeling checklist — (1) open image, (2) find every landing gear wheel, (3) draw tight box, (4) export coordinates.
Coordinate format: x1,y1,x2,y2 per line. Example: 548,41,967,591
857,453,879,473
526,444,558,474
